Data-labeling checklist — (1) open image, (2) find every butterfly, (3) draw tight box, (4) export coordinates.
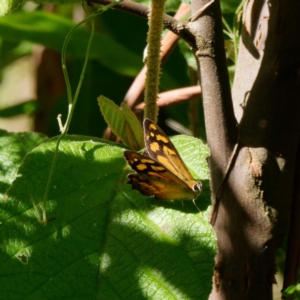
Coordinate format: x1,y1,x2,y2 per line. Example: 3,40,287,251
124,118,202,202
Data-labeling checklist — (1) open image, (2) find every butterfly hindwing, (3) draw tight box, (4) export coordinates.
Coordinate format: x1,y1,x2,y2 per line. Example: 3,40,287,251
124,151,195,200
124,119,202,201
127,174,196,200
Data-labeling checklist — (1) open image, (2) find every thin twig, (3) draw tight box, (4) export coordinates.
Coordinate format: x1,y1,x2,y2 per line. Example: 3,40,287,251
210,133,241,225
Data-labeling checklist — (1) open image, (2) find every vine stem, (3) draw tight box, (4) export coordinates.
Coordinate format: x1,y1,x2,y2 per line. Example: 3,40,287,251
41,1,121,224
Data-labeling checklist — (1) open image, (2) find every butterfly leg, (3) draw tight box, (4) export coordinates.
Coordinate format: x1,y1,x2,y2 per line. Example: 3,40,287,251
193,199,201,213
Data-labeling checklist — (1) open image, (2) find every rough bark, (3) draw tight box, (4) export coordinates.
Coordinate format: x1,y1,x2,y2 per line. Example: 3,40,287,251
208,0,300,299
188,0,237,205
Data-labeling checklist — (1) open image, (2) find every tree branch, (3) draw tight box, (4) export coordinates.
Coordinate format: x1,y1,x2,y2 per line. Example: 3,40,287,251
134,86,201,113
188,0,237,207
88,0,196,46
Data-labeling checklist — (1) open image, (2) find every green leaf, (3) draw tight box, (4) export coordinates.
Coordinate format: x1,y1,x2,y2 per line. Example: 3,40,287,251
283,285,296,296
0,40,33,70
121,102,144,149
0,0,25,17
0,100,38,117
221,0,242,13
0,11,142,76
171,135,210,181
0,129,47,197
98,96,144,150
0,135,215,299
170,135,211,209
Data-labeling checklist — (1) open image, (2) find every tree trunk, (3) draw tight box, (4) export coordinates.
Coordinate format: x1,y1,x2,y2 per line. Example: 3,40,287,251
206,0,300,299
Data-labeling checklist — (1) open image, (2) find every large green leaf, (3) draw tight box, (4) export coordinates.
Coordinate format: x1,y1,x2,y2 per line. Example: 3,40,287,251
0,129,47,197
0,11,142,76
0,135,215,299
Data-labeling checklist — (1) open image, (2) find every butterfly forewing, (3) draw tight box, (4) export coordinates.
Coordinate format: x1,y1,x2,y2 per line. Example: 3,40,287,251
144,119,196,184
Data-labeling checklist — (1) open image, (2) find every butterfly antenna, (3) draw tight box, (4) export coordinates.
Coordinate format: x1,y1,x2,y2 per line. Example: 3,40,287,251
193,199,201,212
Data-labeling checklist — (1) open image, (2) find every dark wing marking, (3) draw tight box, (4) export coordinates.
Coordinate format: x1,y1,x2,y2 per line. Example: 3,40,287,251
124,150,195,200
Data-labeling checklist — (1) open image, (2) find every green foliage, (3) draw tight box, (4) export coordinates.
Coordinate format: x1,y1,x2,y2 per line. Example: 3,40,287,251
220,0,241,13
98,95,144,150
171,135,210,181
0,10,142,76
0,0,81,16
283,284,300,299
0,0,25,17
0,132,216,299
0,100,38,117
0,130,47,197
0,7,197,137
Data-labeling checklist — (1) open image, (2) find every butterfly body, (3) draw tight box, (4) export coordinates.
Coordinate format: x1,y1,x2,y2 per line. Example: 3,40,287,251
124,119,202,201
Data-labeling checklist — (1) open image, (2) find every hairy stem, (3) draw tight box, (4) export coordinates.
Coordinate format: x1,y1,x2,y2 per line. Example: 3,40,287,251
144,0,166,122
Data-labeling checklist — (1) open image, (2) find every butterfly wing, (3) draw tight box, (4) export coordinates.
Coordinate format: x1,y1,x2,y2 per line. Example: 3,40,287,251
143,118,199,190
124,151,196,200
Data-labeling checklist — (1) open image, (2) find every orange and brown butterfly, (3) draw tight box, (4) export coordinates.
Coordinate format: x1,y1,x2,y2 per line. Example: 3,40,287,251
123,118,202,201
